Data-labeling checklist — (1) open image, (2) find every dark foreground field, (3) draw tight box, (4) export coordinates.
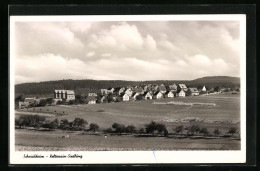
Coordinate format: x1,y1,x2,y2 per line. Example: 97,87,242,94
15,94,241,151
16,129,240,151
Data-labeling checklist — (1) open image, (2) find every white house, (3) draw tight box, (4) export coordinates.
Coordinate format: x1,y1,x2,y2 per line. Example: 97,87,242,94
187,88,200,96
165,91,174,98
177,90,186,97
86,96,96,104
24,97,36,104
18,102,30,109
202,86,207,92
54,90,75,101
153,91,163,99
125,88,133,96
122,93,130,101
143,92,153,100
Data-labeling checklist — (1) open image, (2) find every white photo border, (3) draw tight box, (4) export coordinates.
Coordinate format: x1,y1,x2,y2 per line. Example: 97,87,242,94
9,14,246,164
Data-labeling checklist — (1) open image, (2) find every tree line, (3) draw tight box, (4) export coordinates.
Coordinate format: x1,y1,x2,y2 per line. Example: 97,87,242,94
15,115,239,138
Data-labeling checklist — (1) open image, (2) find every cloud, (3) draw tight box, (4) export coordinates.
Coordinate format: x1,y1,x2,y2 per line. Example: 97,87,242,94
14,20,241,83
86,51,96,57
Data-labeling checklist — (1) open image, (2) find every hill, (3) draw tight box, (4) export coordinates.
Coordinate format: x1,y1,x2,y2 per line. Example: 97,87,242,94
15,76,240,97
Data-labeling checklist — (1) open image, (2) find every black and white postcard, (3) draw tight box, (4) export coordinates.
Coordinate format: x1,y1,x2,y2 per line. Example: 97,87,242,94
9,14,246,164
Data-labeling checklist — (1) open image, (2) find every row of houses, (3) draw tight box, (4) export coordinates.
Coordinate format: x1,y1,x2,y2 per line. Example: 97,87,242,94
78,84,207,104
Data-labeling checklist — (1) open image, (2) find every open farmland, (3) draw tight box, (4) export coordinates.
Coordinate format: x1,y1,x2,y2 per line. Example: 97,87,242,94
16,94,240,129
15,94,240,151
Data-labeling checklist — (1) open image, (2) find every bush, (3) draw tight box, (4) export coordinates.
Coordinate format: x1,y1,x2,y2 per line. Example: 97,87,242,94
59,119,71,130
186,125,201,135
145,121,157,135
138,128,145,134
125,125,136,134
71,118,88,131
213,129,221,136
163,128,168,137
145,121,166,135
37,99,47,107
227,127,238,136
103,127,113,133
174,125,184,134
156,123,166,135
199,127,209,137
15,114,46,128
89,123,99,133
42,119,59,130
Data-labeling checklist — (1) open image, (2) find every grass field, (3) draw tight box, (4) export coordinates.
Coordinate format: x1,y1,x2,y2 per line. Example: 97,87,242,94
15,129,240,151
15,94,241,151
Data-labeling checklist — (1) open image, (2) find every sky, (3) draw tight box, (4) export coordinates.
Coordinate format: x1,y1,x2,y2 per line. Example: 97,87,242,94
13,20,241,84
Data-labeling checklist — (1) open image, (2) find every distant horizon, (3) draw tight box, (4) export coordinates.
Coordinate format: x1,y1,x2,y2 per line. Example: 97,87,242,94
15,75,240,85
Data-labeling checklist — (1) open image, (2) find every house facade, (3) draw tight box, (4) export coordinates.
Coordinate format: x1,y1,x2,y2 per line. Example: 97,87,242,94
86,96,96,104
177,90,186,97
124,88,133,96
54,90,75,101
143,92,153,100
187,88,199,96
202,86,207,92
153,91,163,99
165,91,174,98
122,93,130,101
18,102,30,109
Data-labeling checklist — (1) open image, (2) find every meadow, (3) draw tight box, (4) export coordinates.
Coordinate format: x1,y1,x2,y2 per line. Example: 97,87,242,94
15,94,241,151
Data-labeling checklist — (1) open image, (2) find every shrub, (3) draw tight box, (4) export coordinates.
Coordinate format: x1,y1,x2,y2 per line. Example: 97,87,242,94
103,127,113,133
156,123,166,135
174,125,184,135
59,119,71,130
163,128,168,137
42,119,59,130
213,129,221,136
89,123,99,133
71,118,88,131
145,121,158,135
186,125,201,135
138,128,145,134
16,114,46,128
38,99,47,107
199,127,209,137
227,127,238,136
125,125,136,134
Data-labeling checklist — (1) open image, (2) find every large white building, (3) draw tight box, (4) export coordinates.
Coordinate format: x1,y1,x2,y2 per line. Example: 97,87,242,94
54,90,75,101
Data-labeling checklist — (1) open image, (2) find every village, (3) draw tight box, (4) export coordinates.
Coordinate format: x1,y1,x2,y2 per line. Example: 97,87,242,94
18,83,240,108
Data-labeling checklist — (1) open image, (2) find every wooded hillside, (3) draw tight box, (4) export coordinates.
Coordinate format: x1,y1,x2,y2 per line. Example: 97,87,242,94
15,76,240,97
